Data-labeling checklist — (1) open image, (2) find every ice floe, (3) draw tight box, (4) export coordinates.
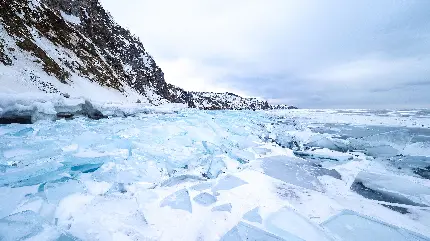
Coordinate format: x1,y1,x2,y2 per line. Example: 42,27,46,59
0,109,430,240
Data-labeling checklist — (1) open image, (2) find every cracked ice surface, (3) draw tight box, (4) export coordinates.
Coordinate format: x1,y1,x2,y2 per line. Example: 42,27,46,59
1,109,430,240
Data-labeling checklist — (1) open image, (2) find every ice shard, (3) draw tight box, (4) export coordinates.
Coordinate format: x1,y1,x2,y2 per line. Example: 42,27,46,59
160,189,192,213
322,210,430,241
221,222,292,241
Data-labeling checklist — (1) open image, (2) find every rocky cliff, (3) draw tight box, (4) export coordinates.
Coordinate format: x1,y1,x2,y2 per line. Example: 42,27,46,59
0,0,286,110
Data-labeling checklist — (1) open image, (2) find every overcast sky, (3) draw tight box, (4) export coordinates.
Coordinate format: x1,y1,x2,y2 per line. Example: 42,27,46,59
100,0,430,108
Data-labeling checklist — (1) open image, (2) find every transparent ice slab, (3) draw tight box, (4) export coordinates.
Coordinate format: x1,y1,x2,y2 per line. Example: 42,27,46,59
190,182,213,191
294,148,353,162
321,210,430,241
212,175,248,192
243,207,262,224
211,203,232,213
42,178,86,204
193,192,217,206
0,185,38,218
160,189,192,213
265,207,334,241
0,210,79,241
307,123,430,162
221,222,295,241
352,172,430,207
260,156,341,191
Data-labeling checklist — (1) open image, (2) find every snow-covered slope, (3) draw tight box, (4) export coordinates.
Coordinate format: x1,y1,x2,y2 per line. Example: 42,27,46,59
0,0,279,111
0,0,169,105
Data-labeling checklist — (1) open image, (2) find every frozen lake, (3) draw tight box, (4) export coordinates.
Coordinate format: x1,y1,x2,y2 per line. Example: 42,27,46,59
1,109,429,241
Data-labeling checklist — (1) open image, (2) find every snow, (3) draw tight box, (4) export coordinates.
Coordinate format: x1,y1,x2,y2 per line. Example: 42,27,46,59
189,92,268,110
0,92,182,122
123,63,133,73
0,109,430,240
60,11,81,25
140,53,151,67
28,0,41,11
0,22,168,109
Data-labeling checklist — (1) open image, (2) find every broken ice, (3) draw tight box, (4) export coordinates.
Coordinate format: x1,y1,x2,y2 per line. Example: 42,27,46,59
322,210,430,241
211,203,232,213
1,109,430,240
0,211,78,241
260,156,341,191
243,207,262,224
212,175,248,192
160,189,192,213
221,222,290,241
193,192,217,206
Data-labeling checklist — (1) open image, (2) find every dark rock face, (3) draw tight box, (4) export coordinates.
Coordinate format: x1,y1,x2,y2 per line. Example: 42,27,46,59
56,112,74,119
0,112,32,124
40,0,170,99
0,0,293,110
414,166,430,179
0,0,122,92
79,101,107,120
0,40,13,65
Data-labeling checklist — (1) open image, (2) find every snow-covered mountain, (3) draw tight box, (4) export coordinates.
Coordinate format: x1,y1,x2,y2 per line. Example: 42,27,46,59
187,92,270,110
0,0,282,110
270,104,298,110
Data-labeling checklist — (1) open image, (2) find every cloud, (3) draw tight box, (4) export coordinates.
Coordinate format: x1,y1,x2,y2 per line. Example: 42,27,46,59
100,0,430,108
307,55,430,87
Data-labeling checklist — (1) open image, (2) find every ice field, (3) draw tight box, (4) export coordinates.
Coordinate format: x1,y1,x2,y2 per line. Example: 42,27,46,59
1,109,430,241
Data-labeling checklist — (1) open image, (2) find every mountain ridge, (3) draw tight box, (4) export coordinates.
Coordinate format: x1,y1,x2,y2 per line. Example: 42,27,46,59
0,0,296,110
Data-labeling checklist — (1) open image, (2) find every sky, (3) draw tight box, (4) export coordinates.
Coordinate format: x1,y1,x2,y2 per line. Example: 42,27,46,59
100,0,430,108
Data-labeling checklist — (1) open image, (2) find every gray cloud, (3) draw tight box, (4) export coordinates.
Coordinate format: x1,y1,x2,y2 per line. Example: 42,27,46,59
101,0,430,108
